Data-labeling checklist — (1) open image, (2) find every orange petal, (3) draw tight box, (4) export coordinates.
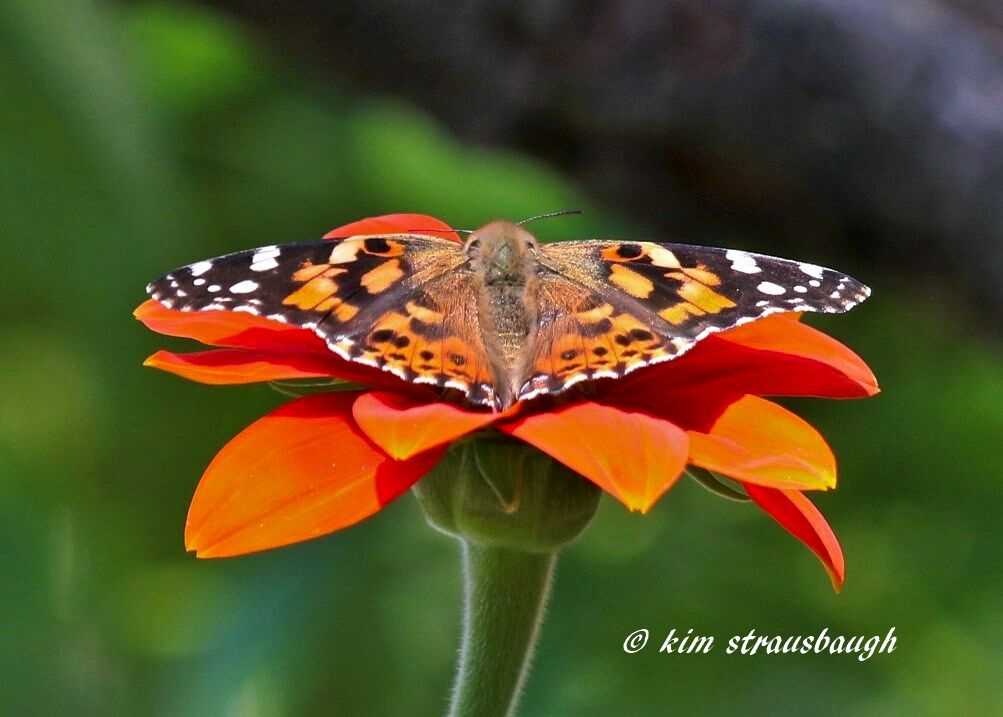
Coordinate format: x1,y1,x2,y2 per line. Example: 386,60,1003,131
744,484,846,591
716,314,879,396
500,402,689,512
143,349,343,385
323,213,461,243
185,393,442,558
611,315,879,432
136,302,416,391
134,299,326,353
352,391,511,460
687,396,836,490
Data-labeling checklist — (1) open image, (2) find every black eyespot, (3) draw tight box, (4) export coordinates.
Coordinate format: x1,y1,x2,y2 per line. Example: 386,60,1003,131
363,237,393,255
371,329,395,343
560,349,579,361
616,244,643,260
448,352,467,366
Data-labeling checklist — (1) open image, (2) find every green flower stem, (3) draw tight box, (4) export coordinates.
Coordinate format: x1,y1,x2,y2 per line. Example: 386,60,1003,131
414,436,600,716
449,542,557,717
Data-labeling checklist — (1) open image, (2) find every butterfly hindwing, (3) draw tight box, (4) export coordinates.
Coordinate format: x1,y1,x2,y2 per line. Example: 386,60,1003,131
518,271,678,399
147,234,499,405
520,240,869,399
327,269,498,405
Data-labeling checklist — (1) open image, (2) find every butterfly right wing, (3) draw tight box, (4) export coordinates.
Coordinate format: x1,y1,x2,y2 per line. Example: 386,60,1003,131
517,239,870,400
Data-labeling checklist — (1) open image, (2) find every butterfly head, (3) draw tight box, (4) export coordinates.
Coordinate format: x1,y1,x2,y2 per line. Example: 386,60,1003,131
465,221,538,285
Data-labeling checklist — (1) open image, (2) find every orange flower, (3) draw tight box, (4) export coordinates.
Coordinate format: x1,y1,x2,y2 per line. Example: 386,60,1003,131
137,214,878,590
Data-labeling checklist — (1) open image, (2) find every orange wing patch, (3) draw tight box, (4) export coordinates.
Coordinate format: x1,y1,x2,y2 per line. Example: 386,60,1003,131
360,259,404,294
608,264,655,298
283,264,349,311
657,268,736,325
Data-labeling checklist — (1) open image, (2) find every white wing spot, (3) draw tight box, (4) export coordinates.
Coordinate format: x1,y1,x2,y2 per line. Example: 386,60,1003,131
251,246,281,272
725,249,762,274
809,279,821,288
757,281,787,295
190,260,213,277
799,263,825,279
208,284,221,293
251,258,279,272
230,280,259,294
193,278,206,286
794,285,808,293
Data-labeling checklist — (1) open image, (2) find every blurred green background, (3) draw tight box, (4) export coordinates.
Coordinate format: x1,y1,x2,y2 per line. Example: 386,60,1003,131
1,2,1001,715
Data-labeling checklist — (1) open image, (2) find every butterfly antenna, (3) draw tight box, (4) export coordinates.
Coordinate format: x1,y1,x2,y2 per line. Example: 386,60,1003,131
516,209,583,226
407,227,475,234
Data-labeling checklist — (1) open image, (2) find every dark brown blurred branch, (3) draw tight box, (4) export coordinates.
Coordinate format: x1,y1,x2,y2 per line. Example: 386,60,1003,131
199,0,1003,319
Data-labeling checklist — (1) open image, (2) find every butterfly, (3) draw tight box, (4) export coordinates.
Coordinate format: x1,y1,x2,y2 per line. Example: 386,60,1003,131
147,220,870,409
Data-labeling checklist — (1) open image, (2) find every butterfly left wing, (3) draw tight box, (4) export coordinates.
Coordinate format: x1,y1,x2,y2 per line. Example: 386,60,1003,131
518,240,870,400
147,234,501,406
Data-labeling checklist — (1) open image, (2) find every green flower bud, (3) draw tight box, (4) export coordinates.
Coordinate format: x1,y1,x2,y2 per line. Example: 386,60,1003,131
414,433,601,552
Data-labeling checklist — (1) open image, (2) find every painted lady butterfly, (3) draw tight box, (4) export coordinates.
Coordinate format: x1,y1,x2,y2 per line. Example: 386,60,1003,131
147,221,869,408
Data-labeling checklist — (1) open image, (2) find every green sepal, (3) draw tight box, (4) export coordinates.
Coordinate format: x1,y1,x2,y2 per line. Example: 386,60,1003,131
267,377,366,398
685,467,751,501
